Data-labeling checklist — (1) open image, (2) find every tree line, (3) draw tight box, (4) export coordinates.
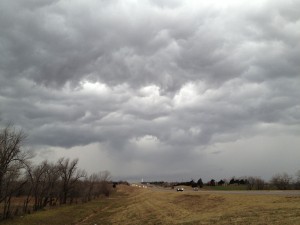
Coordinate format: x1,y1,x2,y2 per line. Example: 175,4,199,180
0,124,113,220
204,173,300,190
146,173,300,191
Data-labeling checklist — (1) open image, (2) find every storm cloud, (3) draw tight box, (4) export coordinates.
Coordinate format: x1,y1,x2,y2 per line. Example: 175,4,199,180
1,0,300,181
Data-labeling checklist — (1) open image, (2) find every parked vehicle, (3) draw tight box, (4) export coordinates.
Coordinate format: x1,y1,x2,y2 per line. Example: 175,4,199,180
176,187,184,192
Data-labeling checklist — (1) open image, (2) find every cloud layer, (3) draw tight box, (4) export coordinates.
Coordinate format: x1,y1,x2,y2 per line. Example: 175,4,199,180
1,0,300,181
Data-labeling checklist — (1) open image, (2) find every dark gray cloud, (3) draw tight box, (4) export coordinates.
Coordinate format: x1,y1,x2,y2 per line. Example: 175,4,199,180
1,0,300,181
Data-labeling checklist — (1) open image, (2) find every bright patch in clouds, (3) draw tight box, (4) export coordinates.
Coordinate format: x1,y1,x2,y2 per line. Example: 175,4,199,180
130,135,160,151
80,80,109,95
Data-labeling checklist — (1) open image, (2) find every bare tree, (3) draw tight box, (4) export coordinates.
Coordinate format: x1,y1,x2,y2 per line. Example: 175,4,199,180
44,162,60,206
98,170,112,197
246,177,265,190
80,170,112,202
271,173,292,190
295,170,300,190
0,124,115,220
0,124,28,219
57,158,86,204
27,161,59,211
84,173,99,202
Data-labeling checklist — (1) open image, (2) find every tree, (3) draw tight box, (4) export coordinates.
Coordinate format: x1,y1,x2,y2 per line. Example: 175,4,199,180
197,178,203,188
0,124,113,220
26,161,60,211
295,170,300,190
296,170,300,182
246,177,265,190
271,173,292,190
87,173,98,201
57,158,86,204
0,124,29,219
98,170,112,197
218,180,225,186
239,179,246,185
209,179,216,186
189,180,197,188
229,178,235,185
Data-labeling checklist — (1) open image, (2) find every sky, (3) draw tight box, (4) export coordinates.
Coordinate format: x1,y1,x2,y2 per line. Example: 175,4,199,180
0,0,300,182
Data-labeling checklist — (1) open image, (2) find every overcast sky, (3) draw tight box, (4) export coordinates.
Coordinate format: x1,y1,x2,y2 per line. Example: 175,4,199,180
1,0,299,182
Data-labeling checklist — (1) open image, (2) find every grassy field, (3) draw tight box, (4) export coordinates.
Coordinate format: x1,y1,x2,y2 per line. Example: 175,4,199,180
203,185,248,191
2,185,300,225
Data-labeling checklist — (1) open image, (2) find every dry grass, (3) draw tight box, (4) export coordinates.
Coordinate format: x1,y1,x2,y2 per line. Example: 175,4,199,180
2,185,300,225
